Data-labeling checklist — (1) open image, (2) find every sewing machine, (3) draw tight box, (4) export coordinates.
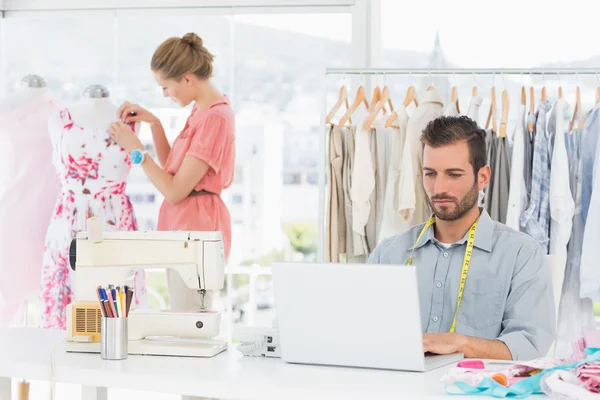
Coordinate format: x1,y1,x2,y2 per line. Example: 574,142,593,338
64,225,227,357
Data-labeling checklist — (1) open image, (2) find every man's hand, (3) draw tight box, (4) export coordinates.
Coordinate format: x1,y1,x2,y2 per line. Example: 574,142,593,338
423,333,513,360
423,333,467,355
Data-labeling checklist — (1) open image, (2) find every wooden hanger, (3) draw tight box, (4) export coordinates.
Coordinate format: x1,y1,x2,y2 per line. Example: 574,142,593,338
338,85,368,127
472,86,478,96
485,86,497,132
363,86,391,130
450,86,460,113
325,86,349,124
499,90,509,138
367,86,382,114
402,85,418,107
596,86,600,104
569,86,583,132
558,86,563,99
541,86,547,102
387,86,418,128
521,86,526,106
528,87,535,133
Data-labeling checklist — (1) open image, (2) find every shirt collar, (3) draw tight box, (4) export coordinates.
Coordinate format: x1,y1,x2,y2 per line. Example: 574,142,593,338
408,208,494,253
190,95,230,121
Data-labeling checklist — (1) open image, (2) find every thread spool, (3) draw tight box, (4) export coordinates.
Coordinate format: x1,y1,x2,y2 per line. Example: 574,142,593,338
87,217,103,243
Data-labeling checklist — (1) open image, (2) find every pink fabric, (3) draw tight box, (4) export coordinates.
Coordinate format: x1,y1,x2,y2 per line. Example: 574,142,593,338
0,91,62,328
40,108,147,330
157,95,235,260
578,362,600,393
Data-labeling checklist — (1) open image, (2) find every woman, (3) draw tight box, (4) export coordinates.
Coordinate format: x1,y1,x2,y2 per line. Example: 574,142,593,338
109,33,235,311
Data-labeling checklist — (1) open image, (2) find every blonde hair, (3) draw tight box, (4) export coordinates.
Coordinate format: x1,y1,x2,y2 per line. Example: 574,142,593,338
151,32,215,80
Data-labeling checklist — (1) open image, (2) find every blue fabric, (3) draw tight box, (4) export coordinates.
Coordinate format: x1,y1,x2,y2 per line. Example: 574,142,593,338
445,348,600,398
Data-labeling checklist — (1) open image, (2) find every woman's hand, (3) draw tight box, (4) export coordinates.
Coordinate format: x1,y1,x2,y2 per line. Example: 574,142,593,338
118,101,158,124
108,121,144,152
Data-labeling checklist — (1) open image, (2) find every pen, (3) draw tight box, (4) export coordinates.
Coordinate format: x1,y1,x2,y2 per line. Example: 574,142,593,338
96,286,107,317
111,288,119,318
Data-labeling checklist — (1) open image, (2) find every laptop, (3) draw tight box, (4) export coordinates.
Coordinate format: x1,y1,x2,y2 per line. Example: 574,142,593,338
271,262,463,372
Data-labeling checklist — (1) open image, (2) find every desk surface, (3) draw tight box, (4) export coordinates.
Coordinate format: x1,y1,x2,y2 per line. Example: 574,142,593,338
0,328,497,399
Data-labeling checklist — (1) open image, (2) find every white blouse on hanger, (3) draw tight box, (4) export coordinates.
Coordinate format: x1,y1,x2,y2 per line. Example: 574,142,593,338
398,89,443,225
548,98,574,266
467,95,483,124
506,104,527,231
379,105,410,242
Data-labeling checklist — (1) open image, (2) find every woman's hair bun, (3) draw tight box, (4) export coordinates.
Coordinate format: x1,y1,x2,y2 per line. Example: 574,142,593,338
182,32,203,49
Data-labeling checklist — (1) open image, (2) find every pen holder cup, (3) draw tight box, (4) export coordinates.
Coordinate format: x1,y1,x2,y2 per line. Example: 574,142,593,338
101,317,128,360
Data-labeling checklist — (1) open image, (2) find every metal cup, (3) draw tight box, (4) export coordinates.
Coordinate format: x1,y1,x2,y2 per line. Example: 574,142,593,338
101,317,128,360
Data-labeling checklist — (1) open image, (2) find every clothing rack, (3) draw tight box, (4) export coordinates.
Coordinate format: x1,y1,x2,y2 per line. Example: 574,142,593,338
325,67,600,75
317,67,600,262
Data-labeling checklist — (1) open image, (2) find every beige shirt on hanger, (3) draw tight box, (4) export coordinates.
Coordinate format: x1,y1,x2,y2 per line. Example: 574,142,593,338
398,89,443,225
379,105,411,243
325,124,346,262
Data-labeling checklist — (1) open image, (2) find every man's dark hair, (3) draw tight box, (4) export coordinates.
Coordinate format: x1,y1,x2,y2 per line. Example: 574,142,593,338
420,115,487,178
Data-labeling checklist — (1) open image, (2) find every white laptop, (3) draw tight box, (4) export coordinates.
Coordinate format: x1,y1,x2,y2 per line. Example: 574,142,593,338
271,262,463,372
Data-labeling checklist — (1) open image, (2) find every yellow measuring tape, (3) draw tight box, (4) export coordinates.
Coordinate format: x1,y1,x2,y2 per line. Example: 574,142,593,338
406,217,478,333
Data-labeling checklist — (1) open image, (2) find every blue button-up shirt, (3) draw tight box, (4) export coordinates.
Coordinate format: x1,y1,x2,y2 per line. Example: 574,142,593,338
367,208,556,360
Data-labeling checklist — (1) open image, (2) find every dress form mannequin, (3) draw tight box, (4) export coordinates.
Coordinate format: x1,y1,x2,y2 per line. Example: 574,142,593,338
68,84,120,130
0,74,49,400
0,74,48,115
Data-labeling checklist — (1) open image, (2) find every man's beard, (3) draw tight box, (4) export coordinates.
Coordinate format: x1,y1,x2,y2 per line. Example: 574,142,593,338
427,182,479,221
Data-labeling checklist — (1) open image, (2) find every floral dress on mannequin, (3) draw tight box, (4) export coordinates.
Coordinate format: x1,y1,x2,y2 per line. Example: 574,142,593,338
40,108,147,330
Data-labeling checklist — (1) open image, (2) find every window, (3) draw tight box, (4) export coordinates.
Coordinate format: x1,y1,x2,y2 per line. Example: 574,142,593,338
307,173,319,185
283,172,302,185
232,194,243,204
379,0,600,126
0,5,352,333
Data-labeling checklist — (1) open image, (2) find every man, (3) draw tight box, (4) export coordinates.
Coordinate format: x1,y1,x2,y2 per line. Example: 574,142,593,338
368,116,555,361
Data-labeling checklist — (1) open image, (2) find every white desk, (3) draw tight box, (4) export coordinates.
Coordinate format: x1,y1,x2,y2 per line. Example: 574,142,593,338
0,328,497,400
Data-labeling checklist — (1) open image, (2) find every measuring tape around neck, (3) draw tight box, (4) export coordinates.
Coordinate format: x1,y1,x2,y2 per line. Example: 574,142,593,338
407,217,479,333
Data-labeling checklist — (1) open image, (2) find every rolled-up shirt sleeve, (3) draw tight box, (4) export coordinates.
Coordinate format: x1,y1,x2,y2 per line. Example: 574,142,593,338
498,244,556,360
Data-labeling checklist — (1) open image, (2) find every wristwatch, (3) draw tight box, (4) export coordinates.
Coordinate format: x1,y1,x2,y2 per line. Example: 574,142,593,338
130,149,149,165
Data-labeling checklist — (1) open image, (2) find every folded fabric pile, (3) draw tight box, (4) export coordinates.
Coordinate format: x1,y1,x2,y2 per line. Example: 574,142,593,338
442,348,600,398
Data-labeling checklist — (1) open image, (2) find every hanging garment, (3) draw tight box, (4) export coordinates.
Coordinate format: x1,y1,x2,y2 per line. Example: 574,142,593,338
489,135,511,223
373,121,393,246
398,89,443,225
324,124,346,262
40,108,147,330
365,127,379,253
340,126,367,262
506,104,527,231
444,101,459,117
548,98,573,282
555,128,594,358
524,112,536,199
351,122,375,256
0,91,61,328
467,95,483,125
380,105,410,242
580,105,600,224
482,129,497,209
580,105,600,301
520,100,553,251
